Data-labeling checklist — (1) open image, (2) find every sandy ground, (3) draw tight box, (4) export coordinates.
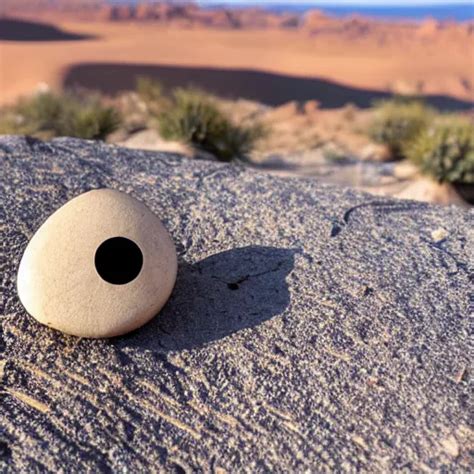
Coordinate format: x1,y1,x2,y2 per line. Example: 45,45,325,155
1,20,473,106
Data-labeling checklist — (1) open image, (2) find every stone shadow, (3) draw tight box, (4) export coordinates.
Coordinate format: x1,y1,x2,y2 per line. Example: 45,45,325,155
0,18,96,42
116,246,296,351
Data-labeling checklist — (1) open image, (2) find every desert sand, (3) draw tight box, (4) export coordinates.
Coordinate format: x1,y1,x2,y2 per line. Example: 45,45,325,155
1,18,473,107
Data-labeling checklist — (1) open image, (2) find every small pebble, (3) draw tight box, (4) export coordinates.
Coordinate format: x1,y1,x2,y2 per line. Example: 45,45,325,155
431,227,449,243
17,189,177,338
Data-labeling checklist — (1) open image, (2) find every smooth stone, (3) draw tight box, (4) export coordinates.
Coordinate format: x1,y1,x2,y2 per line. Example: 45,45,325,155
17,189,177,338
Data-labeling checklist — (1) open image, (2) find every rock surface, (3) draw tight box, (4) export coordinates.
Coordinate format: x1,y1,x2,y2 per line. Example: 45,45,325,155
0,136,472,472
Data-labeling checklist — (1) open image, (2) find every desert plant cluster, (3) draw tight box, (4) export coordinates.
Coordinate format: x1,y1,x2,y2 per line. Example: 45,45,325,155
0,79,266,163
370,98,474,184
405,118,474,184
136,78,266,162
0,83,473,186
369,99,435,160
0,91,121,141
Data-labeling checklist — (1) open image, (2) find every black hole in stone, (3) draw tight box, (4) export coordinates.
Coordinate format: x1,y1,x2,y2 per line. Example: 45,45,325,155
95,237,143,285
227,283,239,290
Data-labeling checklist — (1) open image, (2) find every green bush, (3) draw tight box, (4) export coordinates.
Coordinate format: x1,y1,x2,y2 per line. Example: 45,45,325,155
158,88,266,162
369,99,435,159
0,91,121,140
405,117,474,184
135,76,170,116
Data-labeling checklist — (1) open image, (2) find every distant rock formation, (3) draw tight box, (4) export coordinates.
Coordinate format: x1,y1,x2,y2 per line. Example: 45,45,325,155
301,9,329,31
416,18,441,38
1,0,301,29
102,3,301,29
1,0,471,37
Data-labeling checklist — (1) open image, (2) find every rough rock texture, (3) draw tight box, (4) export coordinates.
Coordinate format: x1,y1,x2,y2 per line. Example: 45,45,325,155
0,136,472,472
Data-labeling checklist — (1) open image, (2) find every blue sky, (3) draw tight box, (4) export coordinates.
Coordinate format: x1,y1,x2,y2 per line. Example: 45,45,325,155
199,1,474,5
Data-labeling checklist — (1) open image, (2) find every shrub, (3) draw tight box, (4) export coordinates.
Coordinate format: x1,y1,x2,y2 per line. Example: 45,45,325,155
136,76,164,103
0,91,121,140
68,104,121,140
369,99,435,159
135,76,170,116
158,88,266,162
405,117,474,184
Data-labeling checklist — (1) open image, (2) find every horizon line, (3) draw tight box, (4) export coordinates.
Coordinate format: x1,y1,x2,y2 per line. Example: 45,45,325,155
197,1,474,6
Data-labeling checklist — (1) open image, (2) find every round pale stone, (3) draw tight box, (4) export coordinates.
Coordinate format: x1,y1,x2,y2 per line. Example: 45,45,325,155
17,189,177,338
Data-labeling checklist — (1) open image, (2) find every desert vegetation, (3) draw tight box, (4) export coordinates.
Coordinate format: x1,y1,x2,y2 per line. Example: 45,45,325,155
136,77,267,162
369,98,474,184
0,83,473,200
157,88,266,163
369,99,435,160
0,91,121,140
405,117,474,184
0,79,267,163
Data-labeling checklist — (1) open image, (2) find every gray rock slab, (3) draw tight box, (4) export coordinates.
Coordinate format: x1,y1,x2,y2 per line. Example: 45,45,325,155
0,136,472,472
